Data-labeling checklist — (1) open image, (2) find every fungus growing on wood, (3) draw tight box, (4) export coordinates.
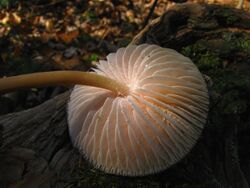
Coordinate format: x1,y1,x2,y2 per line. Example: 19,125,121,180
0,44,209,176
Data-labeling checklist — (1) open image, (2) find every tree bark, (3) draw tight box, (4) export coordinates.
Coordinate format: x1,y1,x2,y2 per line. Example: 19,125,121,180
1,3,250,188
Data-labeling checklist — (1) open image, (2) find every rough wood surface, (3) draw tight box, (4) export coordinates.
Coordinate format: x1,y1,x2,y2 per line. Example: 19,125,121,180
1,3,250,188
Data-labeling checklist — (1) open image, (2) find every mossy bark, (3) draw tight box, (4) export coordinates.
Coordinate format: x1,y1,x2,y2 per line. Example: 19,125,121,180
1,3,250,188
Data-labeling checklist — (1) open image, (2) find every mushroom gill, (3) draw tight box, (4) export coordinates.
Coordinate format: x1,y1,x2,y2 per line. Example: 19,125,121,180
67,44,209,176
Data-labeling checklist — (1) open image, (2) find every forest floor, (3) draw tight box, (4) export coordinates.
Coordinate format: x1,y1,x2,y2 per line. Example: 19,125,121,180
0,0,249,114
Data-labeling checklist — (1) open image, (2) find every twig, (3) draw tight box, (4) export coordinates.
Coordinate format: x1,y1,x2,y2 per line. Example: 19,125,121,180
142,0,158,29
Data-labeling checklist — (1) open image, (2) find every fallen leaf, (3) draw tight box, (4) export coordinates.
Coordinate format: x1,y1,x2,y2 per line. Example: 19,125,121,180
11,12,21,24
52,53,80,69
57,29,79,43
45,19,53,32
40,32,57,42
0,26,10,37
0,12,9,24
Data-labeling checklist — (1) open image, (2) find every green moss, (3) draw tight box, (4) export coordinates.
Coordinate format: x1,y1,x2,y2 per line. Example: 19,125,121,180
196,52,220,70
236,38,250,52
89,53,100,62
181,41,221,71
181,32,250,74
221,32,250,55
214,7,239,25
181,46,192,57
181,41,208,57
181,34,250,125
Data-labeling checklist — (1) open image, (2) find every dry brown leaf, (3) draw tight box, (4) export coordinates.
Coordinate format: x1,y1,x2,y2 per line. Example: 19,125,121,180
41,32,57,42
66,6,76,16
45,19,54,32
0,12,21,25
57,30,79,43
52,53,80,69
0,12,9,24
0,11,5,20
11,12,21,24
0,26,10,37
32,16,41,26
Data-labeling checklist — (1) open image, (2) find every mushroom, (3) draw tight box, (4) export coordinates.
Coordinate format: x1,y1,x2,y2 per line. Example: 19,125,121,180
0,44,209,176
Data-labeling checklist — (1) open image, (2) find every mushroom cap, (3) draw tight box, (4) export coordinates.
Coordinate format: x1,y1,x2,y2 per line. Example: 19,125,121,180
67,44,209,176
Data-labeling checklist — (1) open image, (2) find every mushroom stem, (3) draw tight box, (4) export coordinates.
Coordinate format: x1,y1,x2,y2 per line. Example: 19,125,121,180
0,71,129,96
